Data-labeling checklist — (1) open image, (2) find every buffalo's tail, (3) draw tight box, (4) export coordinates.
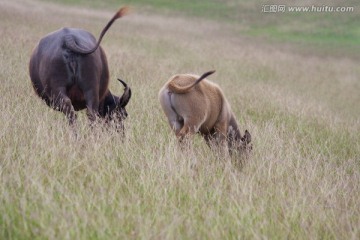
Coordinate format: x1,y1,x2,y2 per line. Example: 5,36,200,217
65,7,129,54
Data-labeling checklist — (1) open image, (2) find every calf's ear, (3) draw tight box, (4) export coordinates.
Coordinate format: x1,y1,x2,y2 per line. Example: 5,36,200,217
241,130,251,144
117,78,132,108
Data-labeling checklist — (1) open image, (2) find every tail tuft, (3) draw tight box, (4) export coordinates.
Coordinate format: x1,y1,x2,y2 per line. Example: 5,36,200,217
115,6,130,19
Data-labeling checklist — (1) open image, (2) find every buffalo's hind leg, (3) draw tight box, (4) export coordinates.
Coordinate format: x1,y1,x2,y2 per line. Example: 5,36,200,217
84,88,100,125
52,87,77,125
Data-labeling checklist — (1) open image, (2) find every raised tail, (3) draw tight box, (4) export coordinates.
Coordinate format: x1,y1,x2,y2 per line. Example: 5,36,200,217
65,7,129,54
168,70,215,94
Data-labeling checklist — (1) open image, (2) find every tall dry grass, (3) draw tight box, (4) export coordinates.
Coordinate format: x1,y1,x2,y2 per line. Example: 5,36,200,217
0,0,359,239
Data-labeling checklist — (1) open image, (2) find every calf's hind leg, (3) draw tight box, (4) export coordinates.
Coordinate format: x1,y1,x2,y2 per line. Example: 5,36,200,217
176,117,202,142
159,90,184,135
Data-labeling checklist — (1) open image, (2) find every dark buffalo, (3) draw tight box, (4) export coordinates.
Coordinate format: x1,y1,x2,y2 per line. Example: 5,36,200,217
29,7,131,129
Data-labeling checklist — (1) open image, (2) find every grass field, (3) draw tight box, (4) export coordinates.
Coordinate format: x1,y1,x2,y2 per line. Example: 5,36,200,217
1,0,359,239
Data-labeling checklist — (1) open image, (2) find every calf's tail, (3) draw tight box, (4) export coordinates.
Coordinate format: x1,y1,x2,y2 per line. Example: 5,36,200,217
168,70,215,94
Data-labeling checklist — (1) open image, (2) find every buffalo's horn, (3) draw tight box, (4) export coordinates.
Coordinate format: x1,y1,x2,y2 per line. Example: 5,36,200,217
117,78,131,107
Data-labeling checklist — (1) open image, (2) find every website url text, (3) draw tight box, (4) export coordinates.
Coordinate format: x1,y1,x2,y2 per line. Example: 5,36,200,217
262,5,355,13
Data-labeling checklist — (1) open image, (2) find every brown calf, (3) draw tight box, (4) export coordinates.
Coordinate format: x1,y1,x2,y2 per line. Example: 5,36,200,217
159,70,252,155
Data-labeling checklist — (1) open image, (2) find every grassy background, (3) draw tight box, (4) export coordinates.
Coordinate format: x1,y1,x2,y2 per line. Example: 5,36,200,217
46,0,360,58
1,0,359,239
